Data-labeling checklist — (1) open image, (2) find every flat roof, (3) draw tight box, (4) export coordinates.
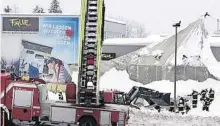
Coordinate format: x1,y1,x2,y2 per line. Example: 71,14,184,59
103,34,169,46
1,13,126,24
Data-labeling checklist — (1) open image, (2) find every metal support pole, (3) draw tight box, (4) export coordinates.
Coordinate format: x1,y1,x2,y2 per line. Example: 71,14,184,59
172,21,181,111
217,19,219,32
174,26,177,109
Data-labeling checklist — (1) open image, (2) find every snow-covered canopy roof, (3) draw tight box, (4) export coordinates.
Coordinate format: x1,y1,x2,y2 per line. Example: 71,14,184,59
103,34,169,46
105,17,126,24
208,35,220,47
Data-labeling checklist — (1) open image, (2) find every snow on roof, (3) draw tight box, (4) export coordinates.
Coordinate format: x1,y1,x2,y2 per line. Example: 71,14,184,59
210,42,220,47
103,34,169,46
208,36,220,47
105,17,126,24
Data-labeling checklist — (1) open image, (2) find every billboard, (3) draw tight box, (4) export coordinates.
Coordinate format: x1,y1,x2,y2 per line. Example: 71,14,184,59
1,15,79,83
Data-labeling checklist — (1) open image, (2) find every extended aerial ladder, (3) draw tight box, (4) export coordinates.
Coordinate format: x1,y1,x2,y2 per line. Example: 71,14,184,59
77,0,105,107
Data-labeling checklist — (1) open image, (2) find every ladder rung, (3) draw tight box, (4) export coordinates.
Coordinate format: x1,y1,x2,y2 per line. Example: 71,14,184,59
80,91,96,94
86,44,96,48
87,71,95,75
88,15,97,18
87,36,96,39
88,8,97,12
88,17,97,20
86,23,97,26
86,33,97,36
87,65,95,69
88,13,97,15
86,27,97,30
88,2,97,6
88,3,97,6
88,6,97,10
88,1,97,4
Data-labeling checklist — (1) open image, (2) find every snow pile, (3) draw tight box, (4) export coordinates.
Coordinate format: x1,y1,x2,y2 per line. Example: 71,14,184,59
100,68,142,92
100,68,220,117
103,34,168,46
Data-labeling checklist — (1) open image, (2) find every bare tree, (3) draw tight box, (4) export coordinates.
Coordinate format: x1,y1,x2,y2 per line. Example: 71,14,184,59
4,5,12,13
125,23,133,38
48,0,62,13
12,5,19,13
33,5,45,13
110,16,148,38
1,58,7,70
136,24,148,38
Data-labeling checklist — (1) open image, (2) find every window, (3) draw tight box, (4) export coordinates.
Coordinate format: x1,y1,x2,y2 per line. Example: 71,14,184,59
14,90,33,107
26,50,34,54
35,54,44,59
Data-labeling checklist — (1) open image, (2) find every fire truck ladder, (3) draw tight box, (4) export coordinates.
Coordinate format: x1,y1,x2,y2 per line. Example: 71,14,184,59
78,0,105,107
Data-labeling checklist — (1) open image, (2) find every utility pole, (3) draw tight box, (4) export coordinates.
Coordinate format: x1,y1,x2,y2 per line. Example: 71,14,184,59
172,21,181,110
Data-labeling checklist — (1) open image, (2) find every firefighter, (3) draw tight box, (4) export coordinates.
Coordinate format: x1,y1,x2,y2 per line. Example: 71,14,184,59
155,105,161,113
169,101,175,112
202,97,211,111
208,88,215,102
189,90,199,108
200,89,208,101
21,71,30,81
178,97,185,114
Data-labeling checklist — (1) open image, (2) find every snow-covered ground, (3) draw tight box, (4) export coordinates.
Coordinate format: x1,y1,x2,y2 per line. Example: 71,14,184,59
128,108,220,126
99,68,220,125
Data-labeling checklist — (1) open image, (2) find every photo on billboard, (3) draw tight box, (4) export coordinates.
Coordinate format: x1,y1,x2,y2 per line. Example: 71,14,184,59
1,15,79,83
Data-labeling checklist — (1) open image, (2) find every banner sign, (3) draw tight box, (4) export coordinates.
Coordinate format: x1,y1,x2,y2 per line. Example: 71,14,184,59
2,17,39,32
1,15,79,83
101,53,116,60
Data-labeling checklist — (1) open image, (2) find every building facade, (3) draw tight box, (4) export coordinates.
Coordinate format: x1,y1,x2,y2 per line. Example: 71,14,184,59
104,18,126,39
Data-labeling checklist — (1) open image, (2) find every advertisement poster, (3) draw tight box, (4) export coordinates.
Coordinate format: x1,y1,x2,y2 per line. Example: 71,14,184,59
1,15,79,83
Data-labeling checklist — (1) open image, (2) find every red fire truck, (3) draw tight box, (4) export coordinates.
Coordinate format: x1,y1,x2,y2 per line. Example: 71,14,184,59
0,0,129,125
0,72,129,126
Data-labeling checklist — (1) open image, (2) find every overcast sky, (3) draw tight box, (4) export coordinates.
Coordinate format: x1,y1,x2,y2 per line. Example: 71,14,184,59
1,0,220,34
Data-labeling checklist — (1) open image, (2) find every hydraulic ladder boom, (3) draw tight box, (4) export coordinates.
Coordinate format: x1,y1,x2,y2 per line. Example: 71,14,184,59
77,0,105,107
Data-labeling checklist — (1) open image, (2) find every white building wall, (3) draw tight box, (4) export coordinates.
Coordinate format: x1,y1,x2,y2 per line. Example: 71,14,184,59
104,20,126,39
